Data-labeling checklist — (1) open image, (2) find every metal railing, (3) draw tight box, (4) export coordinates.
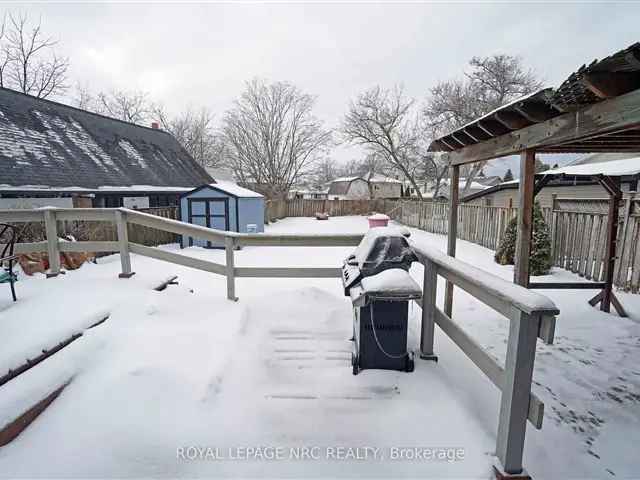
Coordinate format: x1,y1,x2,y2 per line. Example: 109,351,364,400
0,206,558,475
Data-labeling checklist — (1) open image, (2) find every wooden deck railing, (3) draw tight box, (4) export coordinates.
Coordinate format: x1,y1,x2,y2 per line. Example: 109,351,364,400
0,206,558,476
412,242,558,475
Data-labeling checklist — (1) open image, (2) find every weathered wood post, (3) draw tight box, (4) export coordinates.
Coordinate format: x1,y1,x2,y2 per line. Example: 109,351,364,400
115,209,135,278
495,311,540,477
444,164,460,317
225,236,238,301
43,208,60,278
419,259,438,361
550,194,558,260
514,149,536,287
601,177,621,313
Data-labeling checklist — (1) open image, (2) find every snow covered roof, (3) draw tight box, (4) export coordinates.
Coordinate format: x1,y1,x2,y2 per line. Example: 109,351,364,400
0,88,212,191
327,177,367,195
369,175,403,184
184,181,263,198
210,181,263,198
542,157,640,178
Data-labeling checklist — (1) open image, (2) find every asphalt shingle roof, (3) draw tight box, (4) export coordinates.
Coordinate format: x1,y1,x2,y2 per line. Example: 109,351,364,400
0,88,212,190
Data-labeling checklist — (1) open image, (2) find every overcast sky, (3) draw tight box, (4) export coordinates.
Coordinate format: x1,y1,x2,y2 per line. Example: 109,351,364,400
11,1,640,165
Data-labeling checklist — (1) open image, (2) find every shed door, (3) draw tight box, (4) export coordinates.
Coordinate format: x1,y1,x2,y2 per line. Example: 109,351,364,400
188,198,229,248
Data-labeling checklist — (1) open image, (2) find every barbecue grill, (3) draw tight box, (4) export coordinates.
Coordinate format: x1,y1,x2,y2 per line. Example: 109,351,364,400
341,227,422,375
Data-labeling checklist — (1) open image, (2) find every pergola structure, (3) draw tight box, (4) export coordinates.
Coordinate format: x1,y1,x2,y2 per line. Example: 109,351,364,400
429,42,640,319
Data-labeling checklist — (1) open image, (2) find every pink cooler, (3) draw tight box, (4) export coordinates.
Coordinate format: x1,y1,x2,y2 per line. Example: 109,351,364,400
368,213,390,228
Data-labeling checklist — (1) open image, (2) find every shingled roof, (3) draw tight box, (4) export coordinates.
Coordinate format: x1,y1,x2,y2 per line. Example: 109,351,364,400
0,88,212,191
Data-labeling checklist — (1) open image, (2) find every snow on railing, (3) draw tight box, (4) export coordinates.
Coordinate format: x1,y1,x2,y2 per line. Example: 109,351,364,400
411,241,558,476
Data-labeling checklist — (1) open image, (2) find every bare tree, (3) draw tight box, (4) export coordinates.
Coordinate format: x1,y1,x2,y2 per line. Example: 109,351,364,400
0,12,69,98
73,81,95,110
424,54,542,193
342,86,425,199
154,105,225,168
221,79,332,199
312,157,338,189
96,89,150,124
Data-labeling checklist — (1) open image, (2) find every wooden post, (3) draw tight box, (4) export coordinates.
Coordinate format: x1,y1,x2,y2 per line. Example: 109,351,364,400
601,177,621,313
444,164,459,317
420,259,438,361
495,311,539,476
225,236,238,301
43,209,60,278
514,149,535,287
115,210,135,278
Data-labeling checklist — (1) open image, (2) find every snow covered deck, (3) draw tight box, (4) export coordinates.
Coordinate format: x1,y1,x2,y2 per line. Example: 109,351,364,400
1,216,639,478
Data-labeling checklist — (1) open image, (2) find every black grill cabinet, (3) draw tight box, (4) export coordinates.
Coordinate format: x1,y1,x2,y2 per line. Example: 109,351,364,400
341,227,421,375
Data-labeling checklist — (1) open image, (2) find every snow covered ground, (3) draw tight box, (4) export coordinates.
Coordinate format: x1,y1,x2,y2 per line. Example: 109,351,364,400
0,216,639,479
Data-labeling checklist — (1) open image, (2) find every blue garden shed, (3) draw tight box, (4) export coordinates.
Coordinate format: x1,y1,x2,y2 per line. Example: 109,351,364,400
180,181,264,248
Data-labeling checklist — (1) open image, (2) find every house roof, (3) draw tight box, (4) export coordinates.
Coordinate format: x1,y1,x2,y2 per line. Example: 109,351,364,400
327,177,367,195
461,157,640,202
369,175,403,184
0,87,212,191
541,156,640,178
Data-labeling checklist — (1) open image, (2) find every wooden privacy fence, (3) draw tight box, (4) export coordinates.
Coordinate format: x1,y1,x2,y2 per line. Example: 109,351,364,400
271,197,640,293
0,206,558,476
552,197,640,293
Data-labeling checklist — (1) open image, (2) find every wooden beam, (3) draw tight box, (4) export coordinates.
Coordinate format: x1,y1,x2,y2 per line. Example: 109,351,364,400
582,71,640,99
128,242,226,276
448,88,640,165
464,125,492,142
514,150,535,287
476,119,510,137
234,267,342,278
493,111,531,130
514,103,559,123
528,281,605,289
444,164,460,317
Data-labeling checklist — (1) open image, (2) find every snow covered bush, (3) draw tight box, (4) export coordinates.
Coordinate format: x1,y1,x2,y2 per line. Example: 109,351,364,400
494,202,552,276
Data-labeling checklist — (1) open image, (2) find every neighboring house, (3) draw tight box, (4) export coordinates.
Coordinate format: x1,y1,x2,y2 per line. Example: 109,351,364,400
0,87,212,209
327,177,370,200
462,157,640,208
368,175,403,199
288,188,328,200
474,175,502,187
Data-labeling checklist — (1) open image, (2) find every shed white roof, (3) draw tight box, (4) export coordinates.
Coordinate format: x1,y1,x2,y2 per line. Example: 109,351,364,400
209,181,263,198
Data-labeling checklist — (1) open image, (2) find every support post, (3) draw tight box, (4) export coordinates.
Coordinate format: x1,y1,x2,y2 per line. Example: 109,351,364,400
115,210,135,278
225,236,238,301
43,209,60,278
514,150,535,287
420,260,438,361
495,311,539,476
444,164,459,317
600,176,621,313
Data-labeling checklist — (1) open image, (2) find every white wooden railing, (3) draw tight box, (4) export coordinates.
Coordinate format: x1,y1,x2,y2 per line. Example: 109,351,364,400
1,206,558,476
